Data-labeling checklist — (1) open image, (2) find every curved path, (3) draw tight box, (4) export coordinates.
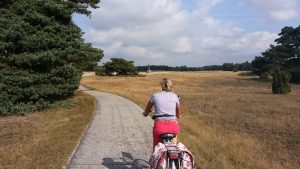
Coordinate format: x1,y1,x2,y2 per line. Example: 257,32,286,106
67,87,152,169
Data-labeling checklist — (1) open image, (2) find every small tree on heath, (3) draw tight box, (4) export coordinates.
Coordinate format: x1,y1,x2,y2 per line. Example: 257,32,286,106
104,58,138,75
272,67,291,94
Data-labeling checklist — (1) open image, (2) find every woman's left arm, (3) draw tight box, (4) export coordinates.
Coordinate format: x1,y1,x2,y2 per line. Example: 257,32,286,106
176,103,181,119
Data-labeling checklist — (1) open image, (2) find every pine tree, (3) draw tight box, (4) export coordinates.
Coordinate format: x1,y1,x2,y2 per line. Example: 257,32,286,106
251,25,300,83
0,0,103,115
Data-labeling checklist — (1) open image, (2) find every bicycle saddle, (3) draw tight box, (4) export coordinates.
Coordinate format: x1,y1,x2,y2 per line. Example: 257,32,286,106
159,133,176,140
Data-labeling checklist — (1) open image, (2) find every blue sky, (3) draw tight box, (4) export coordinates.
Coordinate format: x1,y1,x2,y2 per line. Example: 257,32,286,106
73,0,299,66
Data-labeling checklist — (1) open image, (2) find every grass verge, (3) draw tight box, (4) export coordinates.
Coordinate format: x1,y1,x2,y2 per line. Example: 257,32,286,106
0,92,95,169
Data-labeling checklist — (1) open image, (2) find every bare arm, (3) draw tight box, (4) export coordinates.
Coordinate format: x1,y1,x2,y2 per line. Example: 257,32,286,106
176,103,181,119
143,101,153,117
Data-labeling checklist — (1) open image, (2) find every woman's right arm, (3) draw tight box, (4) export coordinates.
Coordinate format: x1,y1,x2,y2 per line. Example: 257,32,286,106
143,101,153,117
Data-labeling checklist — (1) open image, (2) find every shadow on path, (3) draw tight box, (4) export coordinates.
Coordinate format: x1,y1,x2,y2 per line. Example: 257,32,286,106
102,152,149,169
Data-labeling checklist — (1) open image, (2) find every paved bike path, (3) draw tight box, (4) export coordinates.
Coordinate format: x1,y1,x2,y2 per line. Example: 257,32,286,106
67,87,153,169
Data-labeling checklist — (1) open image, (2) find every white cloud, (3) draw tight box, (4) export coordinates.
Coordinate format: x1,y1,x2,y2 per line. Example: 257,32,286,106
77,0,281,66
173,36,192,53
268,9,298,21
242,0,299,21
228,31,278,52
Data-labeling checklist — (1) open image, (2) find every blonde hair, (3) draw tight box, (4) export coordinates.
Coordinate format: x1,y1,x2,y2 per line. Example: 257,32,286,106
160,78,173,91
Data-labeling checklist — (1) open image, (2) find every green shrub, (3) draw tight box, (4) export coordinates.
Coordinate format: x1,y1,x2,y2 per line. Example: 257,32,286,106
259,72,270,80
103,58,139,76
272,68,291,94
289,67,300,84
36,99,50,111
238,71,256,76
10,103,29,116
95,66,105,76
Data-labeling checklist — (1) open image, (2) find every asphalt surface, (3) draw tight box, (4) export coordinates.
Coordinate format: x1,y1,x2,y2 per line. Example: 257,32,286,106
67,87,153,169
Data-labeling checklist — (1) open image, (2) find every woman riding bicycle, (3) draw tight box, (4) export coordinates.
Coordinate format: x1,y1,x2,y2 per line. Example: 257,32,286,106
143,78,181,150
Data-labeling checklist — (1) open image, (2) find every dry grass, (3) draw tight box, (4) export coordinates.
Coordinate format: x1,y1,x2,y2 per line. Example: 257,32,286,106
81,71,300,169
0,92,95,169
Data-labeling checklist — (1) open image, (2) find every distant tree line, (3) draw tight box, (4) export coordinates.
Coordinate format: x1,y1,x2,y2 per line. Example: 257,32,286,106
138,25,299,94
137,61,253,72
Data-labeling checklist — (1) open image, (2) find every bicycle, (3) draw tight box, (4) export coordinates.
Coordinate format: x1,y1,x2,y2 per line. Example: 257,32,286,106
159,133,182,169
149,114,195,169
151,113,182,169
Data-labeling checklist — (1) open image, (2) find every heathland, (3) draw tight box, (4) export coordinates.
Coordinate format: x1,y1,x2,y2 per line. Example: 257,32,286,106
0,93,95,168
81,71,300,169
